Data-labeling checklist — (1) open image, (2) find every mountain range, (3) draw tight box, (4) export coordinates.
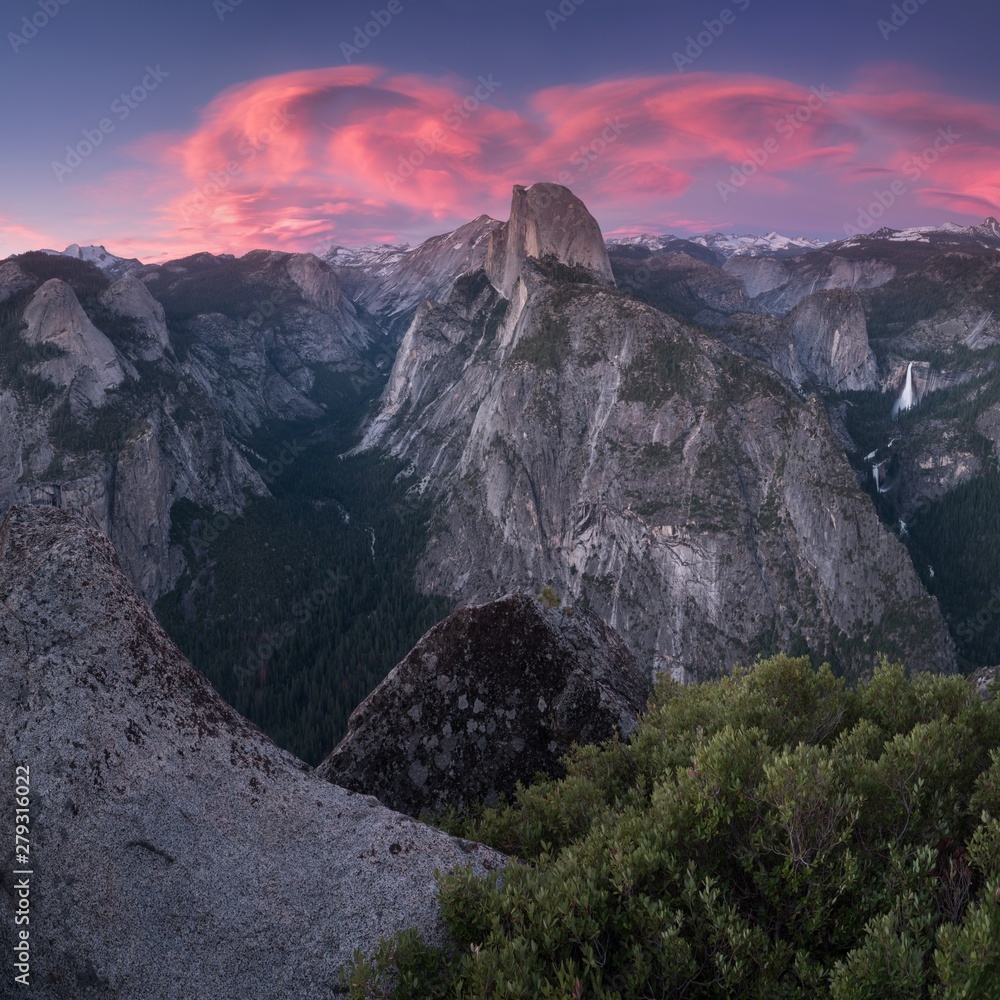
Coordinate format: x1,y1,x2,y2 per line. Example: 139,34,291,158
6,181,1000,990
6,189,1000,725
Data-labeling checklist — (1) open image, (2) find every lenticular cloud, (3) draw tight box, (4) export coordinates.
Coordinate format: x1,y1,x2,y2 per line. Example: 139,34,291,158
64,63,1000,258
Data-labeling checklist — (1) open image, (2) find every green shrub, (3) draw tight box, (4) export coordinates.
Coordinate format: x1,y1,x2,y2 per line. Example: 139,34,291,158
344,655,1000,998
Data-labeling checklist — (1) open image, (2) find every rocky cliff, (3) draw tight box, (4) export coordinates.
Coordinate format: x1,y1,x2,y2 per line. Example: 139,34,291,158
0,505,501,999
360,184,954,680
21,279,128,408
319,592,648,816
485,183,615,299
787,289,878,391
331,215,502,338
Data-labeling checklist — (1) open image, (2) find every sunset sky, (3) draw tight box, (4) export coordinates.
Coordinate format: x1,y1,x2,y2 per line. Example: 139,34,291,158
1,0,998,262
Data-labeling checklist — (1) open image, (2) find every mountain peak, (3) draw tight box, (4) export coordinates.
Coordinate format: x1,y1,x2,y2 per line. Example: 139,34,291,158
485,182,615,298
38,243,143,277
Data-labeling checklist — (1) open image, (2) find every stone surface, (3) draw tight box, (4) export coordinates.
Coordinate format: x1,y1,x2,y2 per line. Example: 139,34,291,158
318,592,648,816
22,279,127,407
0,261,34,304
333,215,503,338
99,274,170,361
787,289,878,391
485,183,615,299
0,505,502,999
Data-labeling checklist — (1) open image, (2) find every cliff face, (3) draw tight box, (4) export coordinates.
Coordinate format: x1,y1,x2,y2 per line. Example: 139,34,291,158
361,186,954,679
333,215,503,338
319,592,648,816
21,279,128,408
98,275,169,361
788,289,878,391
485,183,615,298
726,252,897,314
0,505,501,999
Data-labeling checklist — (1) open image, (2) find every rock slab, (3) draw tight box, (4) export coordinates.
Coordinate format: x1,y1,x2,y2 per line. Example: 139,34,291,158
0,505,501,1000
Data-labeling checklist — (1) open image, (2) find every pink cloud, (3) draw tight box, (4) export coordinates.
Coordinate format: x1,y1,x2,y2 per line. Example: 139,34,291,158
11,64,1000,260
0,213,61,256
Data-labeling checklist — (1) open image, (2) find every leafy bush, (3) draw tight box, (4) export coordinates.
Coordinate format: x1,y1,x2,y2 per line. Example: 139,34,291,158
344,655,1000,997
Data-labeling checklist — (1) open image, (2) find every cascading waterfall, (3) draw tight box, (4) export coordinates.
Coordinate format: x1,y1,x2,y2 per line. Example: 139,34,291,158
892,362,916,419
872,461,891,493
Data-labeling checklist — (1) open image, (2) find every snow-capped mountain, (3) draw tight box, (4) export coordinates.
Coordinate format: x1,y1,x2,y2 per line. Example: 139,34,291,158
38,243,144,278
834,218,1000,251
324,215,502,336
607,231,828,259
606,233,679,251
323,242,411,275
690,232,828,258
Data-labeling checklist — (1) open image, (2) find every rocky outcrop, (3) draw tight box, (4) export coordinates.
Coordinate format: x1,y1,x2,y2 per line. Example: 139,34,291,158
787,289,878,391
318,592,648,816
725,253,896,314
485,183,615,299
0,505,501,999
100,274,170,361
971,665,1000,700
0,261,34,304
22,279,127,407
722,255,792,299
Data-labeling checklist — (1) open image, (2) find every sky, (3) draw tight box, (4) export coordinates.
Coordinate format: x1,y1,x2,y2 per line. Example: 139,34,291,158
1,0,999,262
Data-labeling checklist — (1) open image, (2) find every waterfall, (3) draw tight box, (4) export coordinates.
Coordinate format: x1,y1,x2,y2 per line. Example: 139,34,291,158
892,362,916,419
872,461,890,493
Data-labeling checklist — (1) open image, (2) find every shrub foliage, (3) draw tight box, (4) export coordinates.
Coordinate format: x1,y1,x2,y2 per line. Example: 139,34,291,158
344,655,1000,998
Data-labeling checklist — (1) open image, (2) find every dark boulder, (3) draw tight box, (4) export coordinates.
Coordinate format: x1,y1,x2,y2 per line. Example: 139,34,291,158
317,592,648,816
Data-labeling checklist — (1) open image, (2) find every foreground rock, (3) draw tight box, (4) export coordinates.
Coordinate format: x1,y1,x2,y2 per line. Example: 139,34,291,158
0,505,501,1000
318,592,649,817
